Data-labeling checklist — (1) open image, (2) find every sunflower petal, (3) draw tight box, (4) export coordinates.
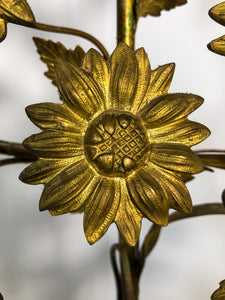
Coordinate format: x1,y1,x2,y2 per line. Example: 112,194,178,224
26,103,87,132
84,178,120,244
0,18,6,42
127,169,168,226
23,130,83,158
39,158,94,211
49,175,100,216
82,48,110,108
109,43,138,110
144,63,175,103
150,143,203,173
19,158,77,184
139,93,204,127
148,119,210,146
55,58,105,120
130,47,151,114
149,162,192,213
115,179,142,246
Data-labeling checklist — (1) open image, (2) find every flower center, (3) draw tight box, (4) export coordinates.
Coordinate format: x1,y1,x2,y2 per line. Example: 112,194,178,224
84,110,149,177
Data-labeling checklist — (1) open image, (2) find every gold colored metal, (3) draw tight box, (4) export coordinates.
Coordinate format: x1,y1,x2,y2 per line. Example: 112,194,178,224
0,0,35,42
30,22,109,60
209,2,225,26
0,18,6,42
0,140,36,161
208,35,225,56
211,280,225,299
0,0,35,24
33,37,85,85
20,42,210,246
117,0,136,48
197,153,225,169
208,2,225,56
84,111,149,177
135,0,187,18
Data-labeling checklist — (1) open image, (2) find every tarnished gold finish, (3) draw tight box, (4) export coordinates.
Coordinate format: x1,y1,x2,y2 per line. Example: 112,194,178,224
135,0,187,18
211,280,225,299
209,2,225,26
0,0,35,42
208,2,225,56
117,0,136,48
20,42,210,246
33,38,85,85
208,35,225,56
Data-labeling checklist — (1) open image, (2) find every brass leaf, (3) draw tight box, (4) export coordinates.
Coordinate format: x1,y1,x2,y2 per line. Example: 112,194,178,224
0,0,35,24
33,38,85,85
208,35,225,56
0,18,6,42
211,280,225,300
209,2,225,27
136,0,187,18
208,3,225,56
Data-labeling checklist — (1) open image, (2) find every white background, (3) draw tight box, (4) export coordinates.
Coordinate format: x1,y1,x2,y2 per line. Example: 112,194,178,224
0,0,225,299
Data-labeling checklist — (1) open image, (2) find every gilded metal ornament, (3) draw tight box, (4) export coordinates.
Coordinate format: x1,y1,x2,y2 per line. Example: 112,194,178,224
135,0,187,18
0,0,35,42
208,2,225,56
20,42,210,246
33,38,85,85
211,280,225,300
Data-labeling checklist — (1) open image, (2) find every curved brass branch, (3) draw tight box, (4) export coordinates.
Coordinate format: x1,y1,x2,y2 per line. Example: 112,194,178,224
0,158,22,167
110,244,123,300
195,149,225,170
139,203,225,276
26,22,109,60
195,149,225,153
137,224,161,278
169,203,225,223
0,140,36,162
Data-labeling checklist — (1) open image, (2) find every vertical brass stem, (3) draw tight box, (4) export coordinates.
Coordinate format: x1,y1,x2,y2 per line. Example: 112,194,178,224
116,1,139,299
119,235,139,300
117,0,137,49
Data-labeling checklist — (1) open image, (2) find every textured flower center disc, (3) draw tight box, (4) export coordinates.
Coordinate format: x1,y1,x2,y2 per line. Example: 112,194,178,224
84,110,149,177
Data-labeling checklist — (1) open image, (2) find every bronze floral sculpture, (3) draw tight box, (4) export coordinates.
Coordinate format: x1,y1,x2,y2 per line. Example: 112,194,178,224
0,0,225,299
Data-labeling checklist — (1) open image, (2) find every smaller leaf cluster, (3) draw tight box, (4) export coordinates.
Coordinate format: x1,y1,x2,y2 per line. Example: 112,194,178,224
208,2,225,56
136,0,187,18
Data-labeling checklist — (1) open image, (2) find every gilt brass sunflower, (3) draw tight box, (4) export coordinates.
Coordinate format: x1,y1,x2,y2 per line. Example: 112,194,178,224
20,42,210,246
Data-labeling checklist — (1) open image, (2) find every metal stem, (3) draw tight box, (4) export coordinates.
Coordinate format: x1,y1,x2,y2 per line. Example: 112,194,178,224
24,22,110,60
115,1,139,299
117,0,137,49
